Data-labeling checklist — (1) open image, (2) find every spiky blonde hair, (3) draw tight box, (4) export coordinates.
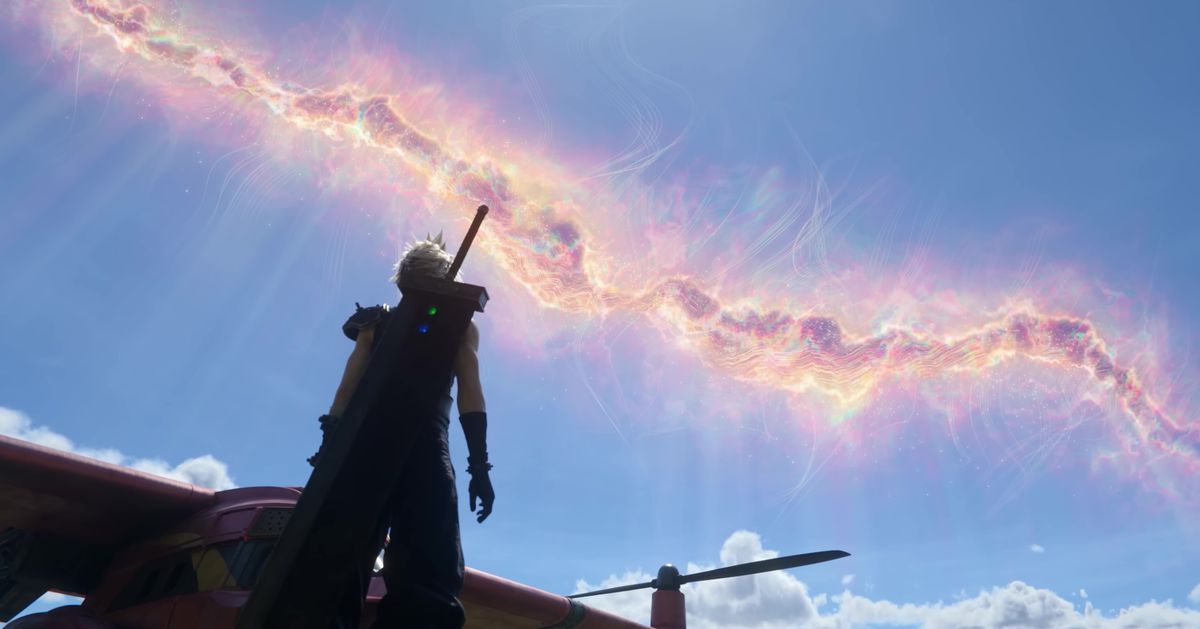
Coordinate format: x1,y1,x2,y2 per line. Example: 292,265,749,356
391,231,459,286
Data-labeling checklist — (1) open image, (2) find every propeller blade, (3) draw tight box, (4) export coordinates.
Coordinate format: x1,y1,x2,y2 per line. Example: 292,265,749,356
680,550,849,585
567,580,656,599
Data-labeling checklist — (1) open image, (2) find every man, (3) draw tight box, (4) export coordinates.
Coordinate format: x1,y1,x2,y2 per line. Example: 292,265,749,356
310,232,495,628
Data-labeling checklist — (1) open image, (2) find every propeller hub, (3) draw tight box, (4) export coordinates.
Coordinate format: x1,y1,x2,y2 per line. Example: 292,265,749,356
654,564,682,591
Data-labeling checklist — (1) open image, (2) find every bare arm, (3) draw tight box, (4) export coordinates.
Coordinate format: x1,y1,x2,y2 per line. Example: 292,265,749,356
454,321,485,414
329,326,376,418
456,321,493,523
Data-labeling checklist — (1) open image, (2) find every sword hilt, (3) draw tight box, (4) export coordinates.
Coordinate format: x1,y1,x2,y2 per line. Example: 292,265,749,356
445,205,488,280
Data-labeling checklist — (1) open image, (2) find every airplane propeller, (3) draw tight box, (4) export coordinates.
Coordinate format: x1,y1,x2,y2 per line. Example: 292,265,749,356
568,549,850,599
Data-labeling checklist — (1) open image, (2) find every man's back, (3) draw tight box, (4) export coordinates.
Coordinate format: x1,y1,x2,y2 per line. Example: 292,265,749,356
308,230,494,629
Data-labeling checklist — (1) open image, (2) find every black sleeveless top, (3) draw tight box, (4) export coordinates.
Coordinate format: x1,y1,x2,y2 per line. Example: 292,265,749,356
344,304,454,422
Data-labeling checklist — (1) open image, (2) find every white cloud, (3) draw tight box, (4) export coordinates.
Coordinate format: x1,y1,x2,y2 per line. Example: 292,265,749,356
0,406,235,490
576,531,1200,629
1080,588,1088,599
841,574,855,587
1189,584,1200,604
1031,543,1046,553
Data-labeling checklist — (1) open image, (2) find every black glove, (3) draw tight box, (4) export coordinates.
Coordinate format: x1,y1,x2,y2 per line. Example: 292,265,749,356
307,414,339,467
468,467,494,523
460,412,494,522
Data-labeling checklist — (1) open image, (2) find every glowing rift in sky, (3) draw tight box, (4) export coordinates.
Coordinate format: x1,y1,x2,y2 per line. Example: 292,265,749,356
51,1,1200,473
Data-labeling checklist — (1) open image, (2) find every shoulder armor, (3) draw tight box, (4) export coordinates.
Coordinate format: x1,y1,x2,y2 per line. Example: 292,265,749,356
342,303,389,340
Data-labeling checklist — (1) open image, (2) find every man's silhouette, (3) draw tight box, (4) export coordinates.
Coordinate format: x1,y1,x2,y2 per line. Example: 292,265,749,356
311,233,494,628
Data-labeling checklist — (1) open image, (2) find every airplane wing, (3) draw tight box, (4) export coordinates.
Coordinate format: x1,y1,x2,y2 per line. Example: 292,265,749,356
0,436,649,627
0,435,215,621
461,568,652,628
364,568,651,629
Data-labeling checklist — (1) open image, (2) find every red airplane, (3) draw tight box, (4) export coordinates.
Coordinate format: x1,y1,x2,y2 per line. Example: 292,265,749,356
0,434,848,628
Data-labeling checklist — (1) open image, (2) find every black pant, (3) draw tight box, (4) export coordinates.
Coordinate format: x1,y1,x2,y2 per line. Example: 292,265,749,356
337,419,465,629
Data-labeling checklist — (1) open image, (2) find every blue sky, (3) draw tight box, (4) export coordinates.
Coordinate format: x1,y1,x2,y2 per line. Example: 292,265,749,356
3,1,1199,626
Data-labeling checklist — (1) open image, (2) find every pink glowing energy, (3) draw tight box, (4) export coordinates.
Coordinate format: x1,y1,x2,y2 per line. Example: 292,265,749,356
31,1,1200,489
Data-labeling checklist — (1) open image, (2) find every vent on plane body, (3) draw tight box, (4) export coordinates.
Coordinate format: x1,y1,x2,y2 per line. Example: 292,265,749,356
247,508,293,539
